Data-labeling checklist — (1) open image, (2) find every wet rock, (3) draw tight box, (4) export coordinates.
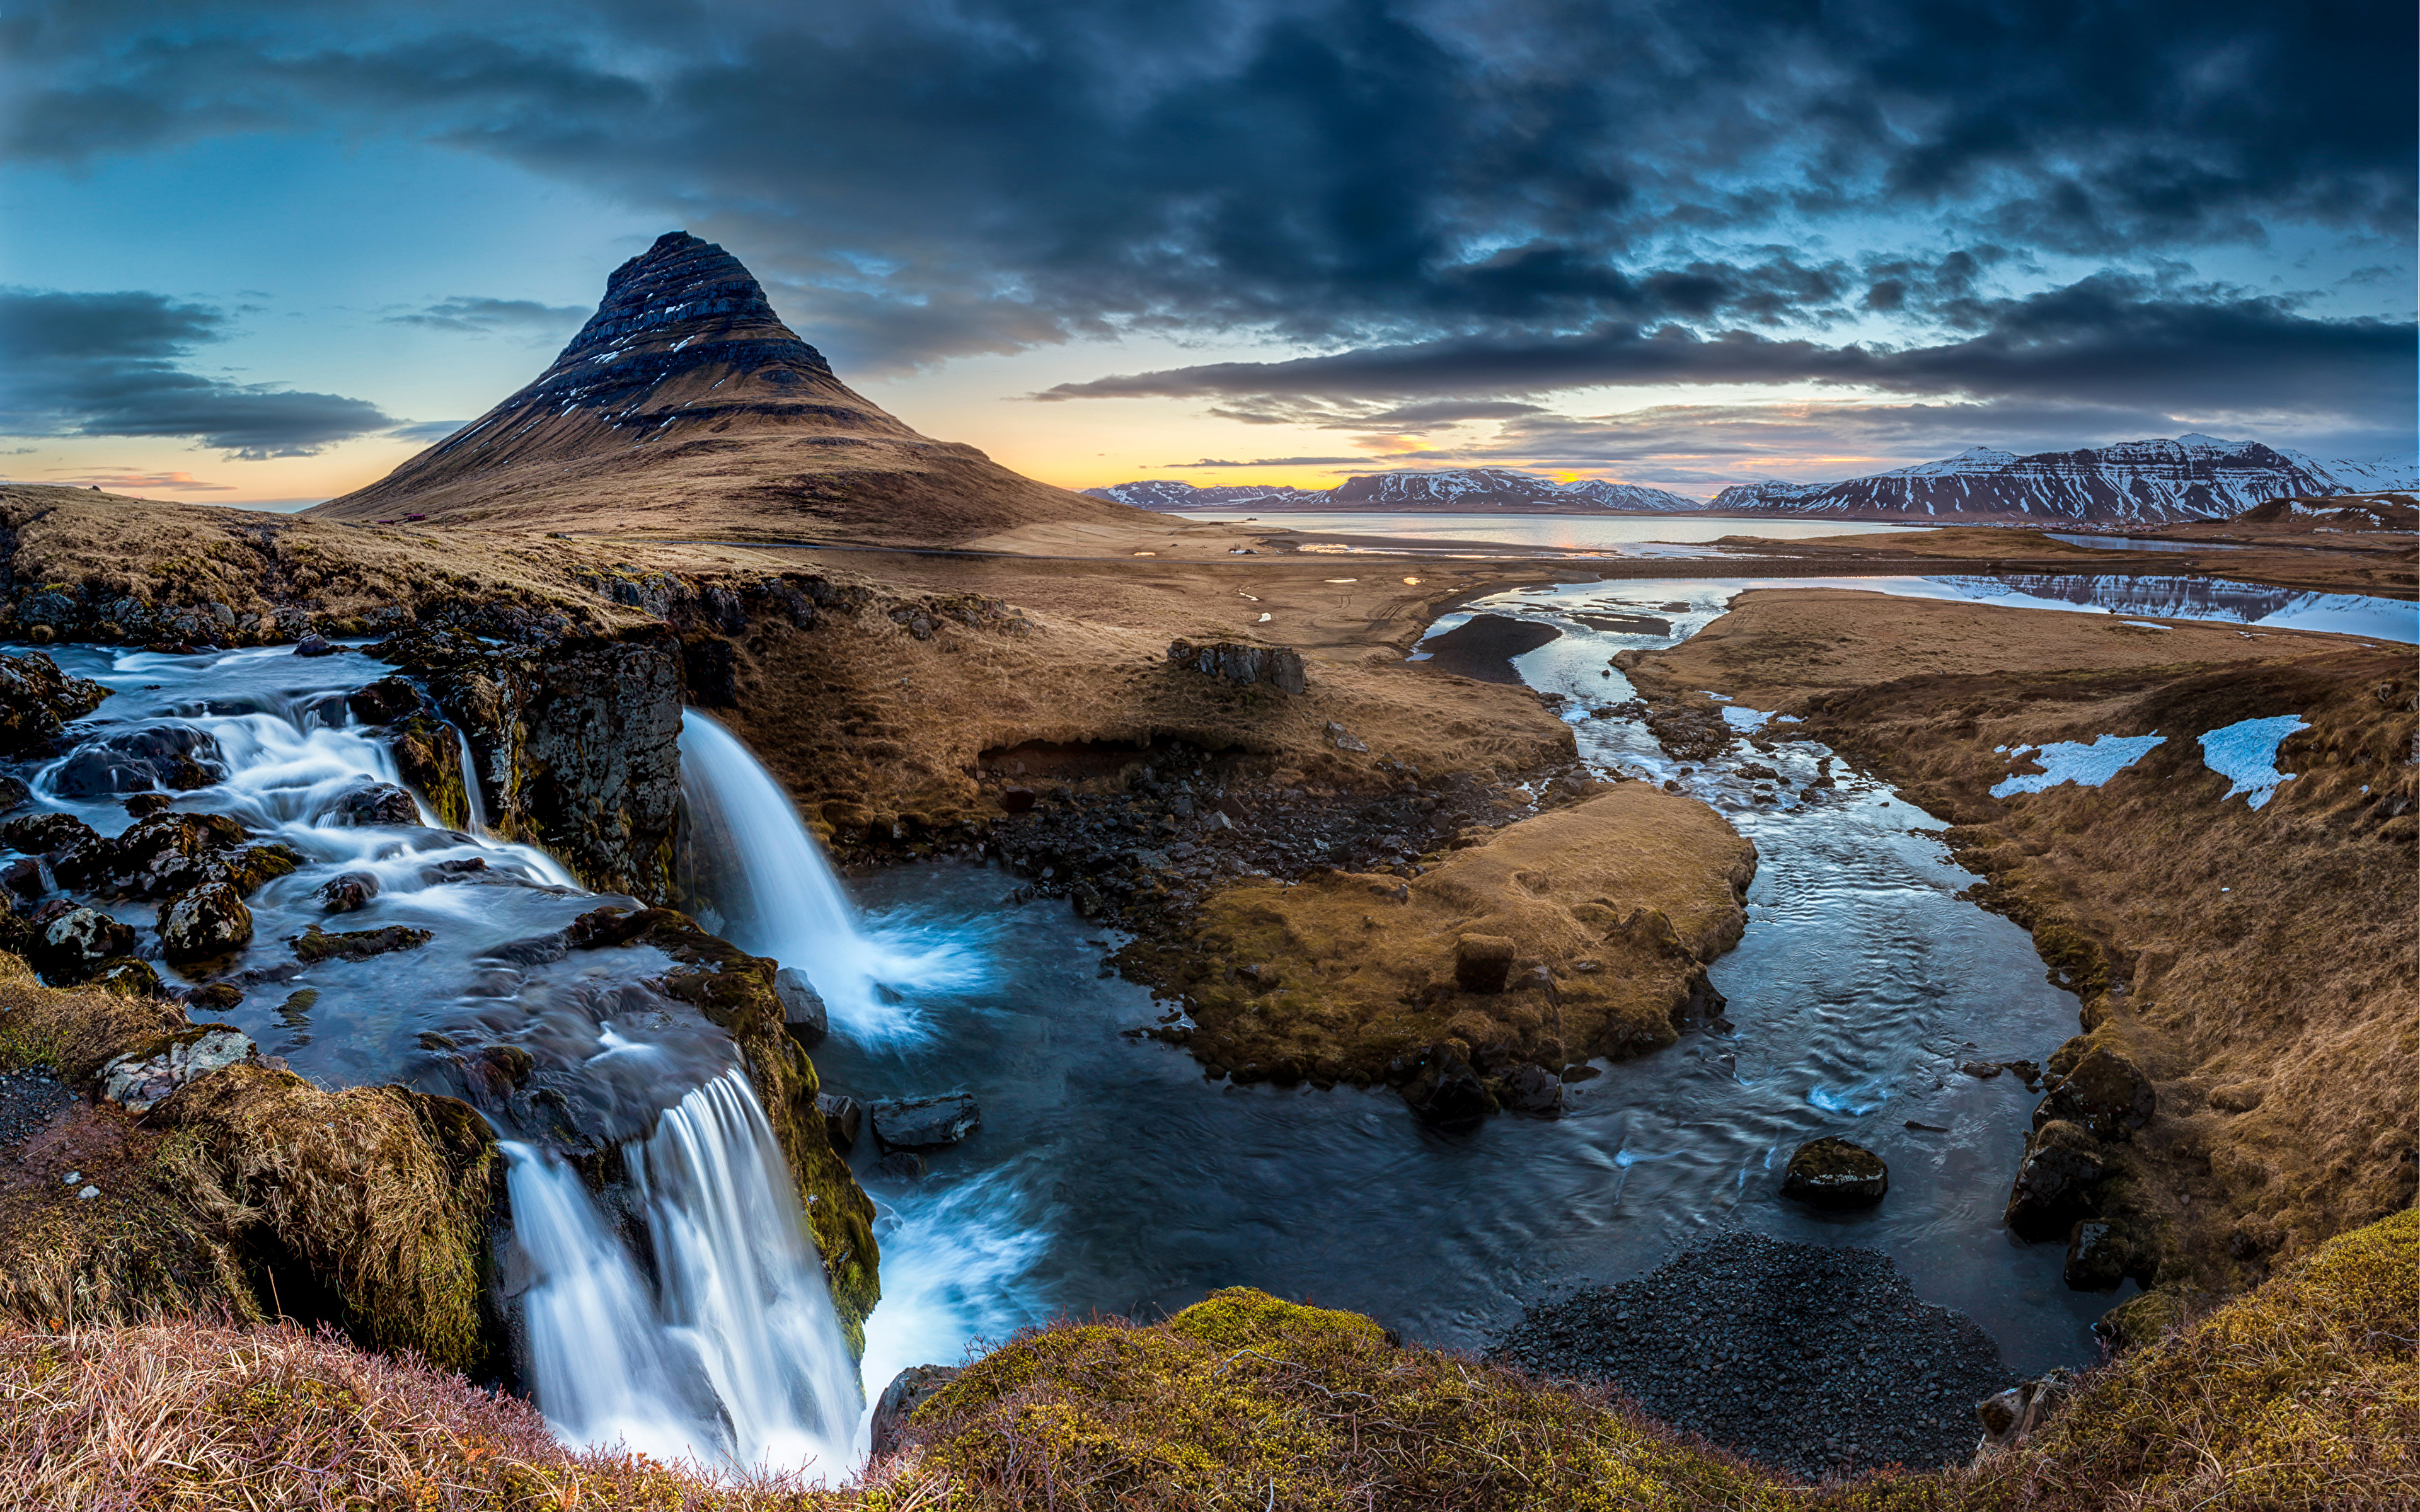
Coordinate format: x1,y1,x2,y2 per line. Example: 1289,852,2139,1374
321,781,420,827
48,725,224,796
315,872,380,913
293,634,339,656
774,966,829,1046
2062,1220,2131,1291
870,1092,981,1152
185,981,245,1012
1165,637,1309,694
0,857,45,907
873,1150,928,1181
0,650,108,756
0,776,29,814
2032,1048,2155,1142
99,1026,255,1113
1453,933,1518,993
122,792,173,819
1781,1137,1890,1208
819,1092,863,1152
100,811,249,898
30,903,138,982
509,631,683,901
1498,1062,1564,1115
158,881,254,963
2,811,100,862
870,1363,962,1458
1401,1048,1494,1126
345,676,424,724
1976,1368,2077,1455
289,923,434,963
2004,1120,2107,1241
93,957,163,997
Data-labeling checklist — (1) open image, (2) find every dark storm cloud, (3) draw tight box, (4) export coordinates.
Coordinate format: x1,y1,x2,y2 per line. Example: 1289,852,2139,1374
385,296,585,335
0,289,393,457
0,0,2408,377
1039,274,2417,430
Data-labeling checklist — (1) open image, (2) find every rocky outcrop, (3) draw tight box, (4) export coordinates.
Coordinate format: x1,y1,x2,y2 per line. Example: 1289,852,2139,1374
46,725,221,795
774,966,828,1045
99,1026,256,1113
1166,638,1308,694
26,903,137,983
374,627,684,902
871,1363,963,1457
1781,1137,1889,1208
0,650,107,756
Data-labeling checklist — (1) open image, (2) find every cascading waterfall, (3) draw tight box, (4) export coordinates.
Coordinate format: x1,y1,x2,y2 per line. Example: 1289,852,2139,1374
452,724,490,833
676,709,980,1043
505,1070,861,1472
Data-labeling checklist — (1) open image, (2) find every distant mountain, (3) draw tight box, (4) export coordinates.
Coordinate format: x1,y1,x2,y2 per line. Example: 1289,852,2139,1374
1705,436,2417,526
1082,467,1702,514
315,231,1134,542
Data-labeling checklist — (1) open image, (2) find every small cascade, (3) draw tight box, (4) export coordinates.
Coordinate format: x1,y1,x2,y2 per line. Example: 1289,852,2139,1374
676,710,979,1043
505,1070,861,1472
452,724,490,833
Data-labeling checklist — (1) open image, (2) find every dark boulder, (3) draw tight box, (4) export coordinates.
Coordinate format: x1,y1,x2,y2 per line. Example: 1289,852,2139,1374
818,1092,863,1152
2004,1120,2107,1241
869,1364,962,1458
2,811,100,861
0,650,108,756
2032,1048,2156,1142
869,1092,981,1152
774,966,829,1046
93,957,163,998
1497,1062,1564,1115
321,782,420,827
158,881,255,963
873,1150,928,1181
47,725,224,796
315,872,380,913
345,677,424,724
290,923,434,963
2062,1220,2131,1291
1780,1137,1890,1209
121,792,173,819
1401,1047,1495,1126
0,776,30,813
29,903,138,982
293,635,340,657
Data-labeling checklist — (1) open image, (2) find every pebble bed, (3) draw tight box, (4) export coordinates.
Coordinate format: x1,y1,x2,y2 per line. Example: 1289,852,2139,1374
0,1067,72,1150
1489,1230,2020,1480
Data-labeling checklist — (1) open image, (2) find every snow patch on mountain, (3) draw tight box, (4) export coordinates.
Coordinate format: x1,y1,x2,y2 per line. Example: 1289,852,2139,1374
1084,467,1702,513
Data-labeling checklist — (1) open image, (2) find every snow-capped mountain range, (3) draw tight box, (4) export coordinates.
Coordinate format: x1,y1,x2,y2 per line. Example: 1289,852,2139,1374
1084,466,1700,513
1706,436,2417,525
1087,437,2416,525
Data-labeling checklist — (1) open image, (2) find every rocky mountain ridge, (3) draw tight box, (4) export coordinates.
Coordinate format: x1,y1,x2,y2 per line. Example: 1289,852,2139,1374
1085,467,1700,513
1708,435,2418,525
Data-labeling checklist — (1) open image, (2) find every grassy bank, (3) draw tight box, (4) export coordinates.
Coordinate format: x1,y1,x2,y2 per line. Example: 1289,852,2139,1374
7,1208,2409,1510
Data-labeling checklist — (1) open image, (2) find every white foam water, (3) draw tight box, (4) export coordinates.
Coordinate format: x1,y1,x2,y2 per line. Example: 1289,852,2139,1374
676,710,982,1044
505,1070,861,1474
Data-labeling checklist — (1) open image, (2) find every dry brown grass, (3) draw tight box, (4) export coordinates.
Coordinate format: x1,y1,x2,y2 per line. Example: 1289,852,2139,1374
1175,784,1757,1079
0,955,183,1082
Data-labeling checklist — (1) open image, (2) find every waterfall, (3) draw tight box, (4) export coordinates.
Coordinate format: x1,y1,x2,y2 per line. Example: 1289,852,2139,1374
505,1070,861,1473
676,710,979,1044
452,724,490,833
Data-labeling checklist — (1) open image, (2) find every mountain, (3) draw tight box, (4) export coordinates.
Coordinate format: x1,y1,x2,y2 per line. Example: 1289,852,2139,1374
1082,467,1702,513
314,232,1138,543
1704,436,2412,525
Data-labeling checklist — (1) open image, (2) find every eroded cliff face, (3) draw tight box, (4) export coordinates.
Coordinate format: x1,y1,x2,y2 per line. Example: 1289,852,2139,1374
373,627,685,903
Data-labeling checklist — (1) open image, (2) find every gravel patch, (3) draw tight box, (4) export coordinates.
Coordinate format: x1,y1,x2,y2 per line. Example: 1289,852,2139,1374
0,1067,74,1151
1489,1230,2016,1480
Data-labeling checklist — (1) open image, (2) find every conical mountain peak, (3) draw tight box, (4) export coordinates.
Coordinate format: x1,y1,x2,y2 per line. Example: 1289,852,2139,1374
314,232,1135,543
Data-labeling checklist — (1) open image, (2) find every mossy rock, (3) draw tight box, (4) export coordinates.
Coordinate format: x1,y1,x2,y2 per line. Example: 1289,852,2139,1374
1780,1136,1889,1208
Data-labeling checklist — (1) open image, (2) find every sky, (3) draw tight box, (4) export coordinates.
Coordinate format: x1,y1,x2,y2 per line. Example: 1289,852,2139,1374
1,0,2412,506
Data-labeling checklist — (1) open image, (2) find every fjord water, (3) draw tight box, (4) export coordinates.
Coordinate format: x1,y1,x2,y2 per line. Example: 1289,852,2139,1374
14,645,863,1475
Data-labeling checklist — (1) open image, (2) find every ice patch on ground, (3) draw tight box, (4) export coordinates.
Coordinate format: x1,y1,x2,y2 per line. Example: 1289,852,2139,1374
2197,716,2309,809
1990,733,2167,798
1721,706,1774,731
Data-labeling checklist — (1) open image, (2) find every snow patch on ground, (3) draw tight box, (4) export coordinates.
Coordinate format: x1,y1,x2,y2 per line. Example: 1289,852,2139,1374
1991,733,2167,797
2198,716,2309,809
1720,706,1773,731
